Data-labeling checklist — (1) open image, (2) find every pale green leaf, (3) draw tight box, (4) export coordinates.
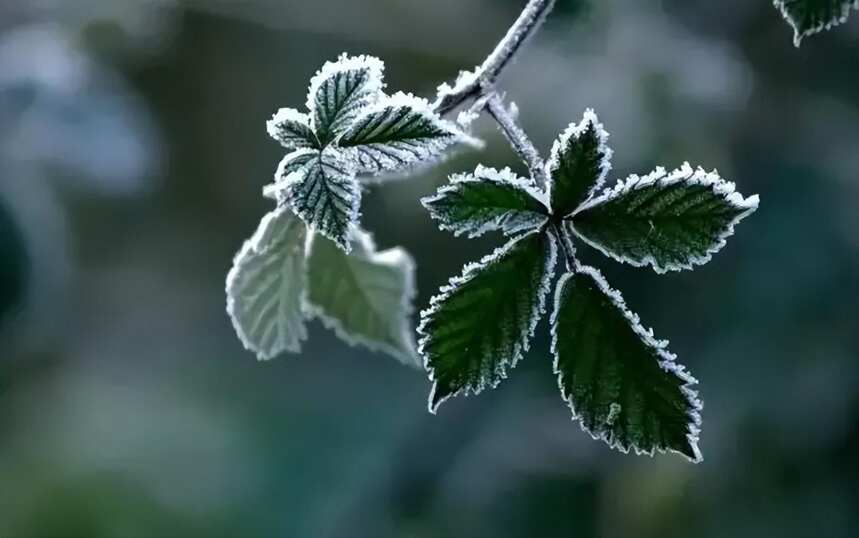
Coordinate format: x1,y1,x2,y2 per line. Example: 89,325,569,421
226,207,308,360
422,165,549,238
546,109,612,218
307,54,385,145
419,231,558,412
570,163,759,273
774,0,859,46
268,148,360,253
337,92,466,177
551,266,702,462
305,230,418,366
266,108,318,151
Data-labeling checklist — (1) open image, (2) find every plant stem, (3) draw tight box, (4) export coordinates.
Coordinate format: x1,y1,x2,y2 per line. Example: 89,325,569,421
485,93,547,186
433,0,556,115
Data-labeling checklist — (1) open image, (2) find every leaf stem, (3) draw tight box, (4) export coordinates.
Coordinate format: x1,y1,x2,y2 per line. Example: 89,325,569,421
550,222,578,272
485,93,547,186
433,0,556,115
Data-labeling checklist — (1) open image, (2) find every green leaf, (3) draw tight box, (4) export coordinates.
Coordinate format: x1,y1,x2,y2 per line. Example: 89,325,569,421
308,54,385,145
226,207,308,360
774,0,859,46
419,231,557,412
337,93,465,177
551,266,702,462
546,109,612,218
570,164,759,273
266,108,319,151
305,230,419,366
268,148,360,253
422,165,549,238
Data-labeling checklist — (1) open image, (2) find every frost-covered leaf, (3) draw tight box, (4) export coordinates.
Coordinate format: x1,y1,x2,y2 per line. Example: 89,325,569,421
308,54,385,145
774,0,859,46
262,148,319,201
551,266,702,462
305,230,418,366
419,231,557,412
547,109,612,218
337,92,466,176
266,108,318,151
226,207,308,360
270,148,359,253
570,164,759,273
422,165,549,238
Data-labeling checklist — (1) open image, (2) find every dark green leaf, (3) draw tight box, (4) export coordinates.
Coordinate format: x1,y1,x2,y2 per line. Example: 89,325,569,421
419,231,557,412
268,148,359,253
570,164,759,273
337,93,465,176
306,230,418,366
551,266,702,462
267,108,318,151
226,207,308,360
546,109,612,218
774,0,859,46
308,54,384,145
422,165,549,238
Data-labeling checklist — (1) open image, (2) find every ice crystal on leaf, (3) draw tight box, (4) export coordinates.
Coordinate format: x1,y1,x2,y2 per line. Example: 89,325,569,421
551,267,702,462
546,108,612,218
422,165,549,239
570,164,760,273
263,55,472,251
419,106,758,461
338,92,470,177
774,0,859,46
419,230,557,412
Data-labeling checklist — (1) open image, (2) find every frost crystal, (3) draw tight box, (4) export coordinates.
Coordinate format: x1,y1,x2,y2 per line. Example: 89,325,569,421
266,108,318,151
274,148,360,253
774,0,859,46
420,231,557,412
307,54,385,144
422,165,549,238
226,207,308,360
337,92,470,177
546,108,613,218
551,265,702,462
569,163,759,273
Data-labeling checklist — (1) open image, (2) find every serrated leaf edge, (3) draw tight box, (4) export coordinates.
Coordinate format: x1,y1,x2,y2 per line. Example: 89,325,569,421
419,230,558,413
421,164,549,239
774,0,859,46
226,207,309,360
570,162,760,274
281,148,361,253
550,265,703,463
305,53,386,119
303,230,419,367
546,108,614,216
266,107,318,149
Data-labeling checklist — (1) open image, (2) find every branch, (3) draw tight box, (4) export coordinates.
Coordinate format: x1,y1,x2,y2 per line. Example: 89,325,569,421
433,0,556,115
485,93,547,187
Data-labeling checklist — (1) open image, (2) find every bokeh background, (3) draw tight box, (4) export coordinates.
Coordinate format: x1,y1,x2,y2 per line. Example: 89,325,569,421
1,1,857,536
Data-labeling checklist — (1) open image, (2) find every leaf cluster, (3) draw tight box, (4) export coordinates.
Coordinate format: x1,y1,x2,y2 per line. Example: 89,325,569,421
421,110,759,461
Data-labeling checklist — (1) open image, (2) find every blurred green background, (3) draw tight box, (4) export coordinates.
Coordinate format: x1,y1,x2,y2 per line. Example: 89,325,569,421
1,1,857,537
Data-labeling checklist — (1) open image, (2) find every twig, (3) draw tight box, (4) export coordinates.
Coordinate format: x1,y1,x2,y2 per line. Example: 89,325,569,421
485,93,547,186
433,0,556,115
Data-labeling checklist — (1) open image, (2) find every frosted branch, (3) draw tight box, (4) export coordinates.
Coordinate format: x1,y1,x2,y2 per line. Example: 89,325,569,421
433,0,556,115
485,93,547,187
